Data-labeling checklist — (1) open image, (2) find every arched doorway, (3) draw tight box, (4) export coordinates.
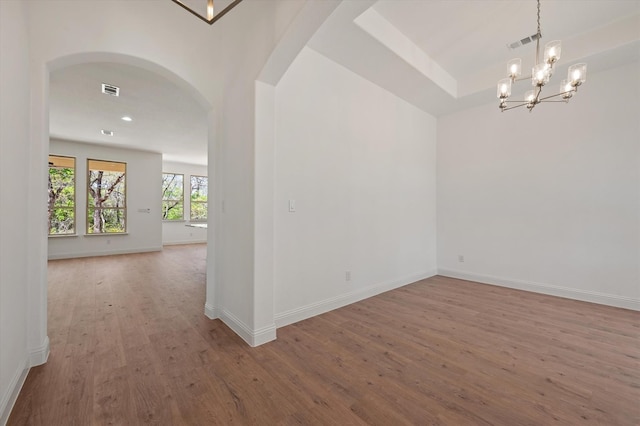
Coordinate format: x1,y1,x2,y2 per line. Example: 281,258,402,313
31,52,218,364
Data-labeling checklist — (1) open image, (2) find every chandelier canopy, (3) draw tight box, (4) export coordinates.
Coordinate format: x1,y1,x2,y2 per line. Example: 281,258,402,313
497,0,587,112
171,0,243,25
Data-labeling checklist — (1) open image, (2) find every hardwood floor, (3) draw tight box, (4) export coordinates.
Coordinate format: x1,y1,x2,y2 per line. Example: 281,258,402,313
9,244,640,425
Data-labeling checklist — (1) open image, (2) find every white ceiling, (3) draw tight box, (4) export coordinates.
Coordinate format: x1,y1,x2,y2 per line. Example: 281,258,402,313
49,0,640,165
49,62,208,165
309,0,640,116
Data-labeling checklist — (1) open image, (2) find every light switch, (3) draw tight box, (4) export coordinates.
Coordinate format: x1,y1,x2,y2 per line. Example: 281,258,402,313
288,199,296,212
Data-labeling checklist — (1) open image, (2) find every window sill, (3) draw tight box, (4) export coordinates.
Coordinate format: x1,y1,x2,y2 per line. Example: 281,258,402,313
163,219,186,223
84,232,129,236
48,233,78,238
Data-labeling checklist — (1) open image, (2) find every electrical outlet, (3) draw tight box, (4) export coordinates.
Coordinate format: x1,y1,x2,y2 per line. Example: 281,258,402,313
458,255,464,263
345,271,351,281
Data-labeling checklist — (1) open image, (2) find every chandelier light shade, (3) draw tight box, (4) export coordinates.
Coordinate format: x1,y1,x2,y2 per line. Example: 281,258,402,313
568,63,587,86
508,58,522,79
171,0,243,25
544,40,561,64
497,0,587,112
497,78,512,99
560,80,573,99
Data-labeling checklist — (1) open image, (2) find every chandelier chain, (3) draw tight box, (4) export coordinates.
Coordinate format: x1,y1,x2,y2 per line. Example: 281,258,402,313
537,0,541,37
535,0,542,65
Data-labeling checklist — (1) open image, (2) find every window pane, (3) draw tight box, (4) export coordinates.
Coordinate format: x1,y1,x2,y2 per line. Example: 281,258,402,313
87,208,126,234
162,201,184,220
191,202,207,221
50,208,75,234
48,155,75,235
190,176,208,221
162,173,184,220
88,159,126,233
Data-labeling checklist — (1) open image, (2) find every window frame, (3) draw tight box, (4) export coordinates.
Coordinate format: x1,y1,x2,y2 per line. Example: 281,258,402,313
86,158,127,234
162,172,185,221
48,154,76,236
189,175,208,223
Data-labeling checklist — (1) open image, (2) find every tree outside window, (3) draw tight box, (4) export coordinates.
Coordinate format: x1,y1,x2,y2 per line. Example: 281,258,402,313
48,155,75,235
87,159,126,234
190,175,208,222
162,173,184,220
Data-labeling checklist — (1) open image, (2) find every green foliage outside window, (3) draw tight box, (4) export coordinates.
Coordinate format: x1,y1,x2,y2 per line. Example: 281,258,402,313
48,155,75,235
190,175,208,222
87,159,126,234
162,173,184,220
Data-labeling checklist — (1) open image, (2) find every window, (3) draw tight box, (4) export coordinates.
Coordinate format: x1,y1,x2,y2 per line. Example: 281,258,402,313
48,155,75,235
190,175,208,222
162,173,184,220
87,159,126,234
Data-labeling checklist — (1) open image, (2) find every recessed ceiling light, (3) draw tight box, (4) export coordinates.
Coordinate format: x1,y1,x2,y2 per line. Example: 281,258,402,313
101,129,114,136
121,116,132,122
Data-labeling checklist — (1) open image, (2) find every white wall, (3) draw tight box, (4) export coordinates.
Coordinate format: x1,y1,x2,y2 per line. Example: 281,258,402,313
0,1,32,423
273,47,438,326
48,139,162,259
437,61,640,310
162,161,208,245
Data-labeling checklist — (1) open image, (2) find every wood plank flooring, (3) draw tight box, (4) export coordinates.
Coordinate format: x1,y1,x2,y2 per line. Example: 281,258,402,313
9,244,640,425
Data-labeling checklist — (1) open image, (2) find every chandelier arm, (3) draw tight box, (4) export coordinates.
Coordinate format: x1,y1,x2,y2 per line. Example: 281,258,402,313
503,92,573,104
500,102,530,111
513,75,533,83
534,85,542,103
538,91,572,102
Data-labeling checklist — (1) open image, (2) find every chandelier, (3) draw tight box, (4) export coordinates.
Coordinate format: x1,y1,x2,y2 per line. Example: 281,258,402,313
171,0,242,25
497,0,587,112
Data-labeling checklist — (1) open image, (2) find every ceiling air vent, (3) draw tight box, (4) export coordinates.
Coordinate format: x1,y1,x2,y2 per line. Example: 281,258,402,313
101,83,120,97
506,33,540,50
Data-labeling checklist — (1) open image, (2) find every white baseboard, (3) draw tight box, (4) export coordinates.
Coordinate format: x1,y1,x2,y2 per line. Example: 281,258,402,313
205,303,276,347
437,269,640,311
204,303,218,320
48,246,162,260
274,269,438,329
0,359,29,426
252,324,278,347
162,240,207,246
29,336,50,367
0,337,50,424
219,309,277,347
